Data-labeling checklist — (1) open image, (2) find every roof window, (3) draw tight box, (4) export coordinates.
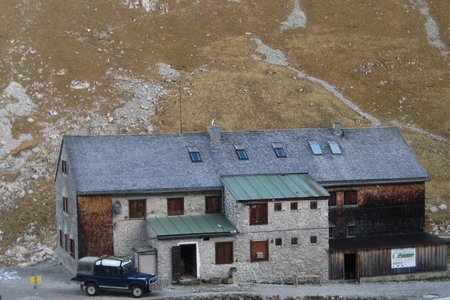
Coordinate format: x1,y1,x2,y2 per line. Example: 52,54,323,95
234,144,249,160
328,140,342,155
272,143,286,158
187,146,202,162
308,141,323,155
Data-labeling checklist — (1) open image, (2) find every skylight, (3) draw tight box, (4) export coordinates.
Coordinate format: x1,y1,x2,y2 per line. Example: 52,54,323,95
308,141,323,155
272,143,286,158
234,144,249,160
187,146,202,162
328,140,342,155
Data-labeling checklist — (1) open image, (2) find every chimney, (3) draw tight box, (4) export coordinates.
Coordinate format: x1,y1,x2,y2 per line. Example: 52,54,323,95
332,122,344,137
207,121,221,143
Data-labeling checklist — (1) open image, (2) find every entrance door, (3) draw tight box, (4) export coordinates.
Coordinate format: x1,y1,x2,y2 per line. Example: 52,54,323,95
344,253,357,280
172,244,197,281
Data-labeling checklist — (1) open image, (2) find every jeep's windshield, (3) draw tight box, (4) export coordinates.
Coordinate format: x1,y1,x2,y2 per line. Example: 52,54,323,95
122,261,134,274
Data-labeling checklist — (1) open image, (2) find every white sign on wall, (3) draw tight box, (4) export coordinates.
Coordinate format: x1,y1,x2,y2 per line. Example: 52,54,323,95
391,248,416,269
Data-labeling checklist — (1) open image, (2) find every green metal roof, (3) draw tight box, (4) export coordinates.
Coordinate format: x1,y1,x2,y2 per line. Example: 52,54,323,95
147,214,237,239
221,174,329,201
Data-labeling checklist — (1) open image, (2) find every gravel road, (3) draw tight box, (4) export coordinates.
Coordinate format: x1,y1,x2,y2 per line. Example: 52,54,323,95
0,261,449,300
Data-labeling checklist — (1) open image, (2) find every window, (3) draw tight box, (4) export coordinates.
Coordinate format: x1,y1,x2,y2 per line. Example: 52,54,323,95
272,143,286,158
215,242,233,264
65,233,69,252
63,197,69,214
250,240,268,262
129,199,146,219
167,197,184,216
249,203,268,225
291,237,298,245
234,144,249,160
344,191,358,206
187,146,202,162
274,202,282,211
329,226,335,238
328,192,337,207
308,141,323,155
347,225,356,237
290,202,298,210
59,230,64,248
70,239,75,258
61,160,68,174
310,236,317,244
205,195,221,213
328,140,342,155
310,201,318,209
275,238,282,246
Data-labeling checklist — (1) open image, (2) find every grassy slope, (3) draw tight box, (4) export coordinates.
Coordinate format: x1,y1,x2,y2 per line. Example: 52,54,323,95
0,0,448,265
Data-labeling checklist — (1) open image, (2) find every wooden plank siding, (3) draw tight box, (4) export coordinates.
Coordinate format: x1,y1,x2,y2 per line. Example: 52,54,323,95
78,195,113,258
329,244,448,279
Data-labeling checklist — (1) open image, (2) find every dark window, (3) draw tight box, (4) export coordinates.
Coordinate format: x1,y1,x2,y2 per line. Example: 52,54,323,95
249,203,268,225
347,225,356,237
63,197,68,214
205,195,221,213
129,199,146,219
329,226,335,238
275,238,282,246
329,192,337,207
70,239,75,258
187,146,202,162
215,242,233,264
59,230,64,248
235,149,248,160
61,160,68,174
274,202,282,211
273,147,286,158
65,234,69,252
291,237,298,245
290,202,298,210
344,191,358,206
310,236,317,244
310,201,318,209
250,240,269,262
167,197,184,216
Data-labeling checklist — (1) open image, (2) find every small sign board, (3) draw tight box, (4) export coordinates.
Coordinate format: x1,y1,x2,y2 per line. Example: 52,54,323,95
29,275,42,284
391,248,416,269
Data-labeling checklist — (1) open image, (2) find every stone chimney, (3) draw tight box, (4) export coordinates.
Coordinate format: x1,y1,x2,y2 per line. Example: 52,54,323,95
207,121,221,143
332,122,344,137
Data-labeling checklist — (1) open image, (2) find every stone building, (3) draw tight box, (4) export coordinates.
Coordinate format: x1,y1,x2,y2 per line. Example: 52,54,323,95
55,123,447,282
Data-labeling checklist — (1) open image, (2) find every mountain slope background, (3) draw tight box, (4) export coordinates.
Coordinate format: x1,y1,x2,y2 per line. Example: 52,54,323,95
0,0,448,266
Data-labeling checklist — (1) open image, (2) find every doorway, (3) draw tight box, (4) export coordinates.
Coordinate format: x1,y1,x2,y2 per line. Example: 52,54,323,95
344,253,357,280
179,244,197,278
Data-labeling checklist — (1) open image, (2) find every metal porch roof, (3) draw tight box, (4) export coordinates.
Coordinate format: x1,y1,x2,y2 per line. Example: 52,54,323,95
147,214,237,239
221,173,329,201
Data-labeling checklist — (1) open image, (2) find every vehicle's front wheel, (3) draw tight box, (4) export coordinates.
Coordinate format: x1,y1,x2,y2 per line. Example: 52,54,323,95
85,283,98,296
130,285,144,298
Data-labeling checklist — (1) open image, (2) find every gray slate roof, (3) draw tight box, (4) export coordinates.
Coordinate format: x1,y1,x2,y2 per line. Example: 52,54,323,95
62,126,428,194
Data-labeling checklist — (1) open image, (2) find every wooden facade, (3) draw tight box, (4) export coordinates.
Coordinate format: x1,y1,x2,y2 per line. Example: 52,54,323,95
78,195,114,257
328,182,425,239
329,244,448,280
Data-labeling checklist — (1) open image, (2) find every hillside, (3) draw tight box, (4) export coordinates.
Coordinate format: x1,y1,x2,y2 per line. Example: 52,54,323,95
0,0,448,266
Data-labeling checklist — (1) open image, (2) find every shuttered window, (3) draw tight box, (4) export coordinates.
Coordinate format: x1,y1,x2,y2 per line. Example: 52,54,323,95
250,240,269,262
167,197,184,216
70,239,75,258
310,201,318,209
65,234,69,252
344,191,358,206
205,195,221,213
249,203,268,225
61,160,68,174
129,199,146,218
59,230,64,248
215,242,233,264
63,197,69,214
329,192,337,207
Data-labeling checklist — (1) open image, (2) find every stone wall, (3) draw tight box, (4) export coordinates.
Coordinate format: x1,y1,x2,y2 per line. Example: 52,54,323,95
55,143,78,274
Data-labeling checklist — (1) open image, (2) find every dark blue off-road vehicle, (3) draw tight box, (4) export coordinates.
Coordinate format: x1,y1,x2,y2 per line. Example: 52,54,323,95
72,256,158,298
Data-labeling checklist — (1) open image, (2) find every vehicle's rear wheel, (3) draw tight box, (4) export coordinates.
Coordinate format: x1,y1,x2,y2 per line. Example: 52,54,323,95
85,283,98,296
131,285,144,298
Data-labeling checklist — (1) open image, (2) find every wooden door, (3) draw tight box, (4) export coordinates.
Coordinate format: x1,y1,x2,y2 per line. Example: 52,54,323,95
172,246,181,281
